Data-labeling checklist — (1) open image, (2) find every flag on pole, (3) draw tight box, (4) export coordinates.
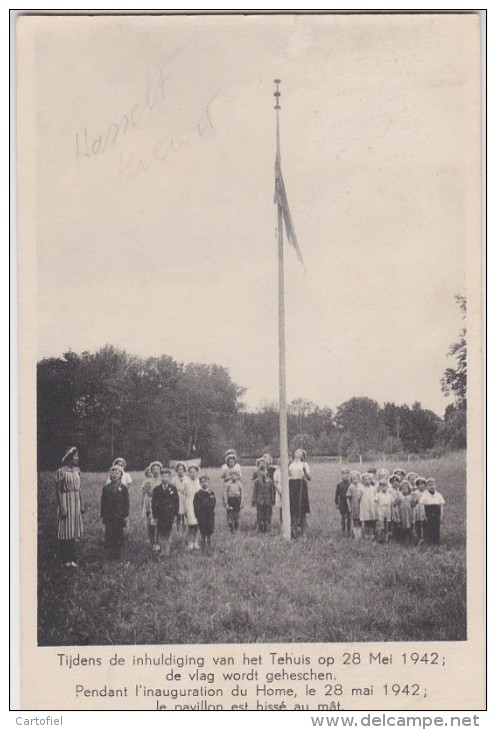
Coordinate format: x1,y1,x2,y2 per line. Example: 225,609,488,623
274,123,305,269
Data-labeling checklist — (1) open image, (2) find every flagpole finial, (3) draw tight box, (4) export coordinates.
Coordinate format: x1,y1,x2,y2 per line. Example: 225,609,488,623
274,78,281,110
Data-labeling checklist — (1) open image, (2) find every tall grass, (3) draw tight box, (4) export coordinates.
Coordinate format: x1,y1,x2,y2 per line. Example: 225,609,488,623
37,453,466,646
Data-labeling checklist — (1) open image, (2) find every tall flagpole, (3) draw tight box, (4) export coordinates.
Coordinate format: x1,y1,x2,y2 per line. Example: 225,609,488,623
274,79,291,541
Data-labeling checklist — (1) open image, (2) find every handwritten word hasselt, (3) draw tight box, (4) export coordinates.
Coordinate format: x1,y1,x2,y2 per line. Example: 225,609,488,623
75,67,218,180
75,69,171,165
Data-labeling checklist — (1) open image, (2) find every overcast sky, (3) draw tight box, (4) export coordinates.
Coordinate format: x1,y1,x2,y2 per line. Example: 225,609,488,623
31,14,478,415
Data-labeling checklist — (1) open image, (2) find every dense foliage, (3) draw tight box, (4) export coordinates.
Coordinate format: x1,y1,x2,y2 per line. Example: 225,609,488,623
37,346,245,470
440,295,467,449
38,343,459,470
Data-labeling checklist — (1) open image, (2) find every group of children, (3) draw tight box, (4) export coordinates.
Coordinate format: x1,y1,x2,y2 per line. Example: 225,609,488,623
104,451,410,559
99,450,286,559
139,461,216,555
55,448,445,567
139,450,263,553
334,467,446,545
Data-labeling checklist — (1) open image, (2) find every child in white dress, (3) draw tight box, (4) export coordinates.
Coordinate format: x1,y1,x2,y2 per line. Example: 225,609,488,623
359,472,377,539
375,479,394,543
346,471,363,539
174,462,188,536
185,464,201,550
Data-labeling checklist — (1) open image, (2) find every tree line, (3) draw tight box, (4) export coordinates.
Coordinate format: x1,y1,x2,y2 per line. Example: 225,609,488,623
37,347,244,471
37,296,466,470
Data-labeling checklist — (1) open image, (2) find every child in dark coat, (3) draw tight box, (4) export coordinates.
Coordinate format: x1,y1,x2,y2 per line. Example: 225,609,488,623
252,463,274,534
100,465,130,559
152,468,180,556
193,475,216,553
335,467,351,535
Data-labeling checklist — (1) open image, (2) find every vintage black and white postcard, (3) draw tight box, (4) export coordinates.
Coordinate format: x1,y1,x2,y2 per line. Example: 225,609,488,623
16,12,484,710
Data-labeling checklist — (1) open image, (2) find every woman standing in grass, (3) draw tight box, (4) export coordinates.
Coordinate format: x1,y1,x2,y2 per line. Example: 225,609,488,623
55,446,84,567
142,461,162,551
288,448,311,539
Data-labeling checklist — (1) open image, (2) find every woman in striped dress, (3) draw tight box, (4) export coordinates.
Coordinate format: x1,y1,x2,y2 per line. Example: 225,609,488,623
55,447,84,567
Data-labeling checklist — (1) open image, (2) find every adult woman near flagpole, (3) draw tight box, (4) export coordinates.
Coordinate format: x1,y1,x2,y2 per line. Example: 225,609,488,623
288,448,311,539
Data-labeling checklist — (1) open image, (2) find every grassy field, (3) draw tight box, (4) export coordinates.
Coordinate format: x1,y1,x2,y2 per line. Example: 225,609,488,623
37,453,466,646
